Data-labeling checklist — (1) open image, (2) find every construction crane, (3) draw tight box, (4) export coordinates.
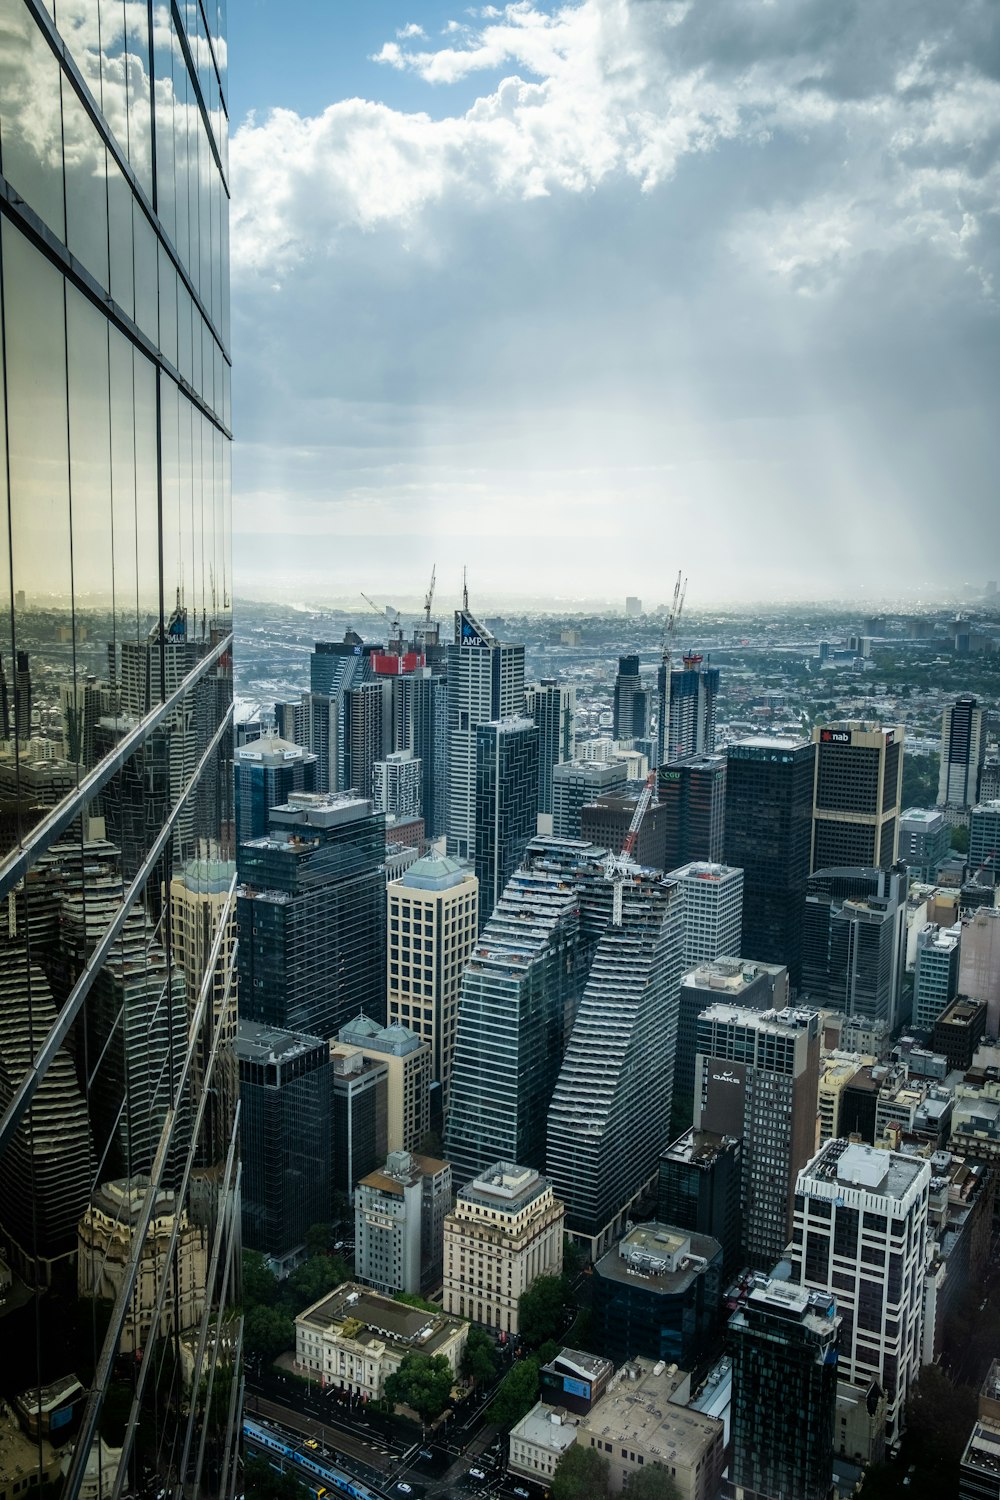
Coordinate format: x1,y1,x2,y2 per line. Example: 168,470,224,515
605,769,657,926
657,570,687,762
423,564,436,626
360,591,402,647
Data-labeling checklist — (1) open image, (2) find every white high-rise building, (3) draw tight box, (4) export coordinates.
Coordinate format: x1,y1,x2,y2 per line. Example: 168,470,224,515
668,861,744,969
446,606,525,861
373,748,422,819
792,1140,931,1440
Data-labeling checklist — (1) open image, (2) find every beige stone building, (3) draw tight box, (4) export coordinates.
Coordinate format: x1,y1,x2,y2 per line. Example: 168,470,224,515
339,1013,432,1154
387,855,478,1103
443,1162,564,1334
580,1359,725,1500
294,1282,467,1401
77,1178,208,1356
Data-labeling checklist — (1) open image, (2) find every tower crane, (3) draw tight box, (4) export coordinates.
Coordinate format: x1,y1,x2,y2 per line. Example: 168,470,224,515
423,564,436,626
605,769,657,926
657,570,687,762
360,591,402,647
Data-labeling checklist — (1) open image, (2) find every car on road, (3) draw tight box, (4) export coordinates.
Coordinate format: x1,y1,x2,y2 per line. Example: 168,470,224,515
304,1439,319,1450
468,1469,486,1481
512,1489,530,1498
418,1449,434,1460
394,1486,412,1496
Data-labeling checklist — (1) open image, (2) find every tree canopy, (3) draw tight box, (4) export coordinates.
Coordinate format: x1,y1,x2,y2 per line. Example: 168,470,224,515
245,1457,311,1499
244,1304,296,1363
550,1443,611,1500
384,1352,454,1422
518,1274,568,1348
623,1464,682,1500
491,1356,540,1428
462,1326,499,1385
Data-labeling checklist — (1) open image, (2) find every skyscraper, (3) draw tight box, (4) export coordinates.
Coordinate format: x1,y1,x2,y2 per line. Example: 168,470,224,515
387,855,479,1103
581,792,669,871
658,753,727,868
970,799,1000,873
913,921,962,1030
238,792,387,1038
0,2,240,1493
802,865,908,1026
546,869,684,1257
812,722,904,871
658,658,719,766
728,1279,840,1500
344,677,394,799
474,717,539,926
668,860,744,969
394,665,448,841
792,1140,931,1439
612,656,649,742
525,679,575,817
373,748,423,819
234,732,318,842
724,737,815,987
446,838,604,1185
552,758,628,840
939,694,986,811
695,1005,820,1268
446,605,525,860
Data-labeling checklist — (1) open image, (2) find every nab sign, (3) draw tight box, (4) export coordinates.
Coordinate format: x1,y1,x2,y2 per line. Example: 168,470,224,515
820,728,852,745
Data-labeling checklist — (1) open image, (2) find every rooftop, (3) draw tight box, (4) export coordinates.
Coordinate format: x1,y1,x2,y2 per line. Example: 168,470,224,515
510,1401,580,1455
460,1162,551,1215
394,853,475,892
660,1129,740,1169
583,1359,723,1468
596,1223,721,1295
799,1139,931,1205
237,1018,327,1066
297,1282,463,1358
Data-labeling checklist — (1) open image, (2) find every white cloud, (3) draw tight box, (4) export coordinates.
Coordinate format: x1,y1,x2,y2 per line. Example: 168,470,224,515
396,22,427,39
229,0,1000,600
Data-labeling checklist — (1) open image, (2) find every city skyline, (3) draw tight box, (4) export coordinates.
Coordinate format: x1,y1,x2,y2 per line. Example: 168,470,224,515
230,0,999,602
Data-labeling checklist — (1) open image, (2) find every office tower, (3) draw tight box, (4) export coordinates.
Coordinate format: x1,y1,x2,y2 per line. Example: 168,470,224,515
237,792,387,1038
373,748,422,819
592,1223,722,1369
793,1140,931,1439
474,717,538,926
301,633,375,792
442,1163,564,1333
658,657,719,766
959,907,1000,1033
355,1149,452,1297
344,677,394,799
581,792,669,870
932,997,987,1071
899,806,950,882
802,865,908,1026
238,1022,333,1263
939,694,986,811
329,1045,390,1193
669,861,744,969
0,3,239,1494
625,595,643,618
446,838,604,1185
811,721,904,871
525,679,575,816
724,737,815,987
981,753,1000,805
394,666,448,841
547,869,684,1256
913,922,962,1030
234,733,318,842
971,800,1000,873
387,855,479,1102
613,656,649,741
658,752,727,868
695,1005,820,1268
658,1129,743,1275
673,959,788,1140
728,1279,840,1500
338,1013,432,1154
552,758,629,840
446,605,525,860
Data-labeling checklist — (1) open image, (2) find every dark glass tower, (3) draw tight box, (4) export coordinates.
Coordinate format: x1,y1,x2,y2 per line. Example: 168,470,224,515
729,1279,840,1500
0,4,239,1495
474,717,538,927
612,655,648,741
658,753,727,868
237,793,387,1038
724,737,815,987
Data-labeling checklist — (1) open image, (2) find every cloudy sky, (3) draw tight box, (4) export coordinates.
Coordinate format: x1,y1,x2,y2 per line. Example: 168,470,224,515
229,0,1000,609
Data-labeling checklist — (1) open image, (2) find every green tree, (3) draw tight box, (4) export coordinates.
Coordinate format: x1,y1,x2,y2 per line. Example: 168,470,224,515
623,1464,682,1500
304,1222,335,1257
536,1339,561,1367
518,1274,568,1347
951,823,971,854
245,1456,311,1499
550,1443,611,1500
395,1291,442,1314
242,1251,279,1311
490,1356,540,1427
384,1352,454,1423
244,1304,295,1363
462,1326,499,1384
281,1254,350,1314
906,1366,976,1470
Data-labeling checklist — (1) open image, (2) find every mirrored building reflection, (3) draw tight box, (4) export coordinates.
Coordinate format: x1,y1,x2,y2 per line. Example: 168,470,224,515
0,1,238,1496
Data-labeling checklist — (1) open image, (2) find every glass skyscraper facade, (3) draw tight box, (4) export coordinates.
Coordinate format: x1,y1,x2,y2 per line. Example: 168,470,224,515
0,3,239,1496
